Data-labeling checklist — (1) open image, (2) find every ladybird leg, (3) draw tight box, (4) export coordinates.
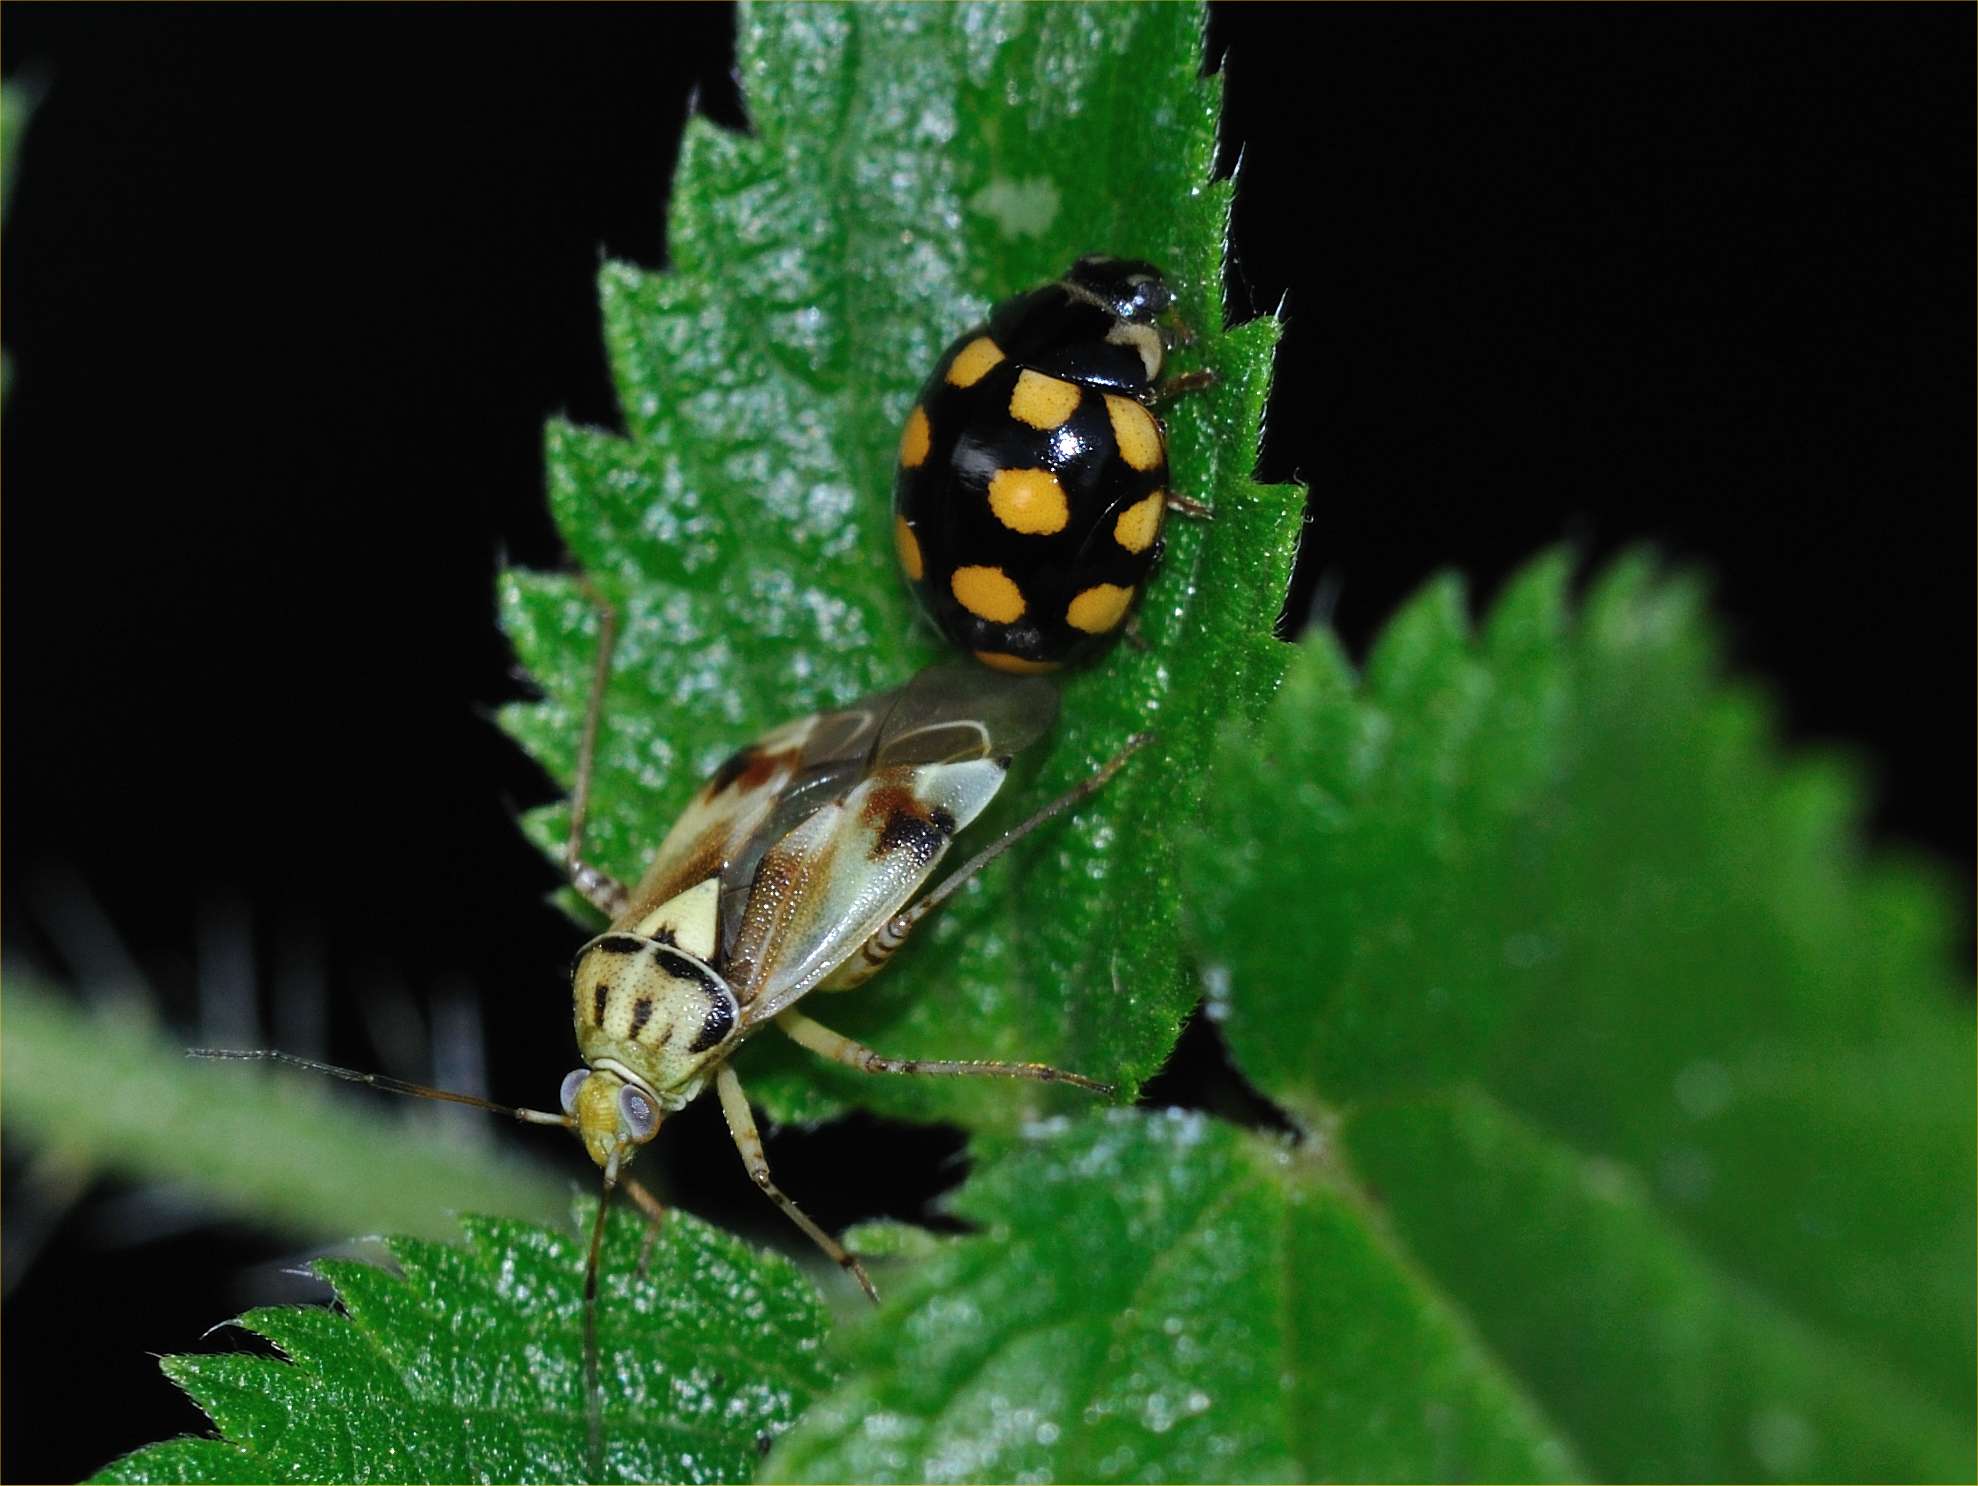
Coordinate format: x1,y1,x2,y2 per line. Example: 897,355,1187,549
714,1064,878,1303
1158,304,1198,348
1165,491,1214,521
564,584,631,918
1147,367,1219,407
825,732,1155,989
623,1175,667,1277
778,1009,1113,1094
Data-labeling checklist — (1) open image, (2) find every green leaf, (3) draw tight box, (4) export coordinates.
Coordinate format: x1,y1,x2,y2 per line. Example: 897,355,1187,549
769,1110,1580,1483
498,0,1300,1130
0,977,566,1242
1184,551,1976,1480
94,1206,835,1485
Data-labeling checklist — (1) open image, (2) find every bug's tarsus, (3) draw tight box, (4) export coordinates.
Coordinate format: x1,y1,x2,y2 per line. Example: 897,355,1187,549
566,583,632,918
715,1064,879,1304
186,1048,571,1126
1164,491,1214,521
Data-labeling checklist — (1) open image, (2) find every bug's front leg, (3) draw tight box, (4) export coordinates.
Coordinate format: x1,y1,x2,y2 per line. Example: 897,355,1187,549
564,585,631,918
777,1009,1112,1094
714,1064,879,1302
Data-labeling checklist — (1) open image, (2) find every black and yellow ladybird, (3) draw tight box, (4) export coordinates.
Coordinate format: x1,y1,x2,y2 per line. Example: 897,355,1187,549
893,255,1207,673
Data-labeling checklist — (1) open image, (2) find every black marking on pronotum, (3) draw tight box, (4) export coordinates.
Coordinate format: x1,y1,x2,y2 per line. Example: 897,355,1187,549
649,925,679,949
593,934,650,957
687,985,737,1054
592,983,610,1025
646,944,736,1054
628,997,655,1039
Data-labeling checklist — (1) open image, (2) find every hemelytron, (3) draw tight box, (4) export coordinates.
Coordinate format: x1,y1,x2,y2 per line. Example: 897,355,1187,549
893,254,1215,673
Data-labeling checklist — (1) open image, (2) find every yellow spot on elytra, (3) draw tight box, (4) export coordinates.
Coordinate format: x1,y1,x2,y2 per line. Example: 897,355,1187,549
894,517,924,581
974,650,1060,675
899,406,931,467
945,336,1005,388
951,565,1025,624
1113,491,1164,554
987,467,1069,535
1066,582,1135,634
1105,393,1164,472
1008,370,1081,430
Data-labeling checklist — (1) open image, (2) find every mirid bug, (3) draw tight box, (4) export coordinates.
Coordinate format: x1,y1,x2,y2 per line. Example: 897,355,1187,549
893,254,1214,673
197,614,1141,1462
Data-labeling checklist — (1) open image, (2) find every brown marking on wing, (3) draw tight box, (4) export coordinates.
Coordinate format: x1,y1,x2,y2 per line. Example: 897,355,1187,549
706,742,801,798
860,774,957,863
615,819,730,932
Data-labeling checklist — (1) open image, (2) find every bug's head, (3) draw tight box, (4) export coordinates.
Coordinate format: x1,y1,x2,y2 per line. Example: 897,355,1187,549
559,1064,663,1171
1064,255,1173,326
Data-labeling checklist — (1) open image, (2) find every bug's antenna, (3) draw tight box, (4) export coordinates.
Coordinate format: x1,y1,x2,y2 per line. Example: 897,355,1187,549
187,1049,573,1128
584,1147,622,1480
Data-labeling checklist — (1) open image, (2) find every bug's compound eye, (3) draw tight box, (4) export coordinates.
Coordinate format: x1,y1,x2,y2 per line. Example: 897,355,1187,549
618,1085,660,1143
559,1068,590,1115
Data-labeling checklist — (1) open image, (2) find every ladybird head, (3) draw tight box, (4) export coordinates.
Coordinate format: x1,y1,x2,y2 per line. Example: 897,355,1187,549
1063,255,1173,325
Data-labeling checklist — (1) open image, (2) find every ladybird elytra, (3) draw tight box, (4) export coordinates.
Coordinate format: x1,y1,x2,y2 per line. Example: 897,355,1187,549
945,335,1005,388
1112,491,1164,554
893,254,1198,668
987,467,1070,535
1103,393,1163,472
900,406,932,467
951,564,1026,624
1008,369,1083,430
893,516,925,580
1066,583,1136,634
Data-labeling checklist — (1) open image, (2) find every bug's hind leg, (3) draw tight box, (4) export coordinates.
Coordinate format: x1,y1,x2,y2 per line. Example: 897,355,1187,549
823,732,1154,991
564,585,631,918
715,1065,879,1303
778,1010,1113,1094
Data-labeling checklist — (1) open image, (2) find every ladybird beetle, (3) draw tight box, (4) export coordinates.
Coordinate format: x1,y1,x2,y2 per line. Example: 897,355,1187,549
893,255,1211,673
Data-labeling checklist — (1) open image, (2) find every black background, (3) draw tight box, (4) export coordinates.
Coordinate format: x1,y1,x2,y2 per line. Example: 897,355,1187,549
3,7,1970,1481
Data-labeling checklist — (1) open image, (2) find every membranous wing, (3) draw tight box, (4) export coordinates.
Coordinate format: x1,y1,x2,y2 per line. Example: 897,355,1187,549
723,663,1059,1025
